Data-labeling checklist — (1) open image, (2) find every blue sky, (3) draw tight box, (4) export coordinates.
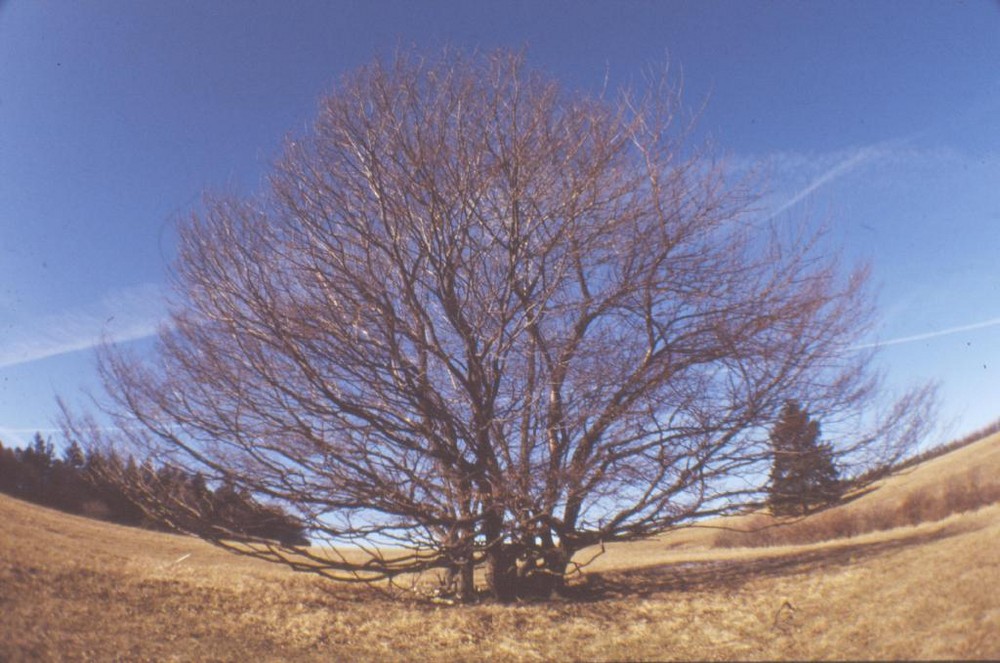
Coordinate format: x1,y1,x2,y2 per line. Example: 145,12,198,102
1,1,998,449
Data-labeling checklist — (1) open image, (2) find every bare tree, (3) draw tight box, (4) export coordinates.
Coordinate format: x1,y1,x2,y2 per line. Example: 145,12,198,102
61,49,934,602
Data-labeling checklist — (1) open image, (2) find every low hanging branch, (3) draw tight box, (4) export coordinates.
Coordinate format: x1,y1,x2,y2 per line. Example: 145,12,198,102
60,48,935,603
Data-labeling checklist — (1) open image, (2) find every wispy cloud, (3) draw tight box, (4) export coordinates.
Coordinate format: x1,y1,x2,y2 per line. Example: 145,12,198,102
0,426,65,448
765,144,886,221
854,316,1000,351
0,283,169,370
756,126,943,223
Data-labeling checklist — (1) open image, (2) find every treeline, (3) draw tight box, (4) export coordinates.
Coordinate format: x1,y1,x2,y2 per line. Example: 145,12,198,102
0,434,308,546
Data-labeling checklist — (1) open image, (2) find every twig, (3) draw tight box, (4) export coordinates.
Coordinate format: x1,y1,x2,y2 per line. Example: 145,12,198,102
164,553,191,568
772,599,796,630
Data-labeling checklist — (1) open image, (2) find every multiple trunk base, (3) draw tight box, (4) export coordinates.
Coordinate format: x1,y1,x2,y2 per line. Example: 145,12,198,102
441,544,571,603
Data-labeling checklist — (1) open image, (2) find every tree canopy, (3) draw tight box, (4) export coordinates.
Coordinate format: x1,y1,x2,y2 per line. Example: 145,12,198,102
61,49,934,602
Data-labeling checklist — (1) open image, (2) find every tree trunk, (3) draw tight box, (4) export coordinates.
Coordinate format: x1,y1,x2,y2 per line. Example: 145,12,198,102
484,543,573,601
485,544,518,602
544,547,570,596
456,559,475,602
520,547,570,599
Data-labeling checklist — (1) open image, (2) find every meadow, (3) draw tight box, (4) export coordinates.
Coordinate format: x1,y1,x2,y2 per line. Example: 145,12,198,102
2,432,998,661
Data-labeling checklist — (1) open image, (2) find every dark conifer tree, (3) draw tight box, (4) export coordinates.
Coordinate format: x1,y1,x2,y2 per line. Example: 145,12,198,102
0,442,20,495
768,401,842,516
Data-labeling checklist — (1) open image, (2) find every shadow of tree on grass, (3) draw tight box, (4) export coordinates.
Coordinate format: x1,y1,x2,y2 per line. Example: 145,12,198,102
567,521,970,602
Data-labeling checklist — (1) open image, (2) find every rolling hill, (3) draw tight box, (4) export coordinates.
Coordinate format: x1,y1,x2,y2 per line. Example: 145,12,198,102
2,432,998,661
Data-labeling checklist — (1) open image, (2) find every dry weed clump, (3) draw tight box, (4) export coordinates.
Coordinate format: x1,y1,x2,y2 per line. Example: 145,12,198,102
716,464,1000,548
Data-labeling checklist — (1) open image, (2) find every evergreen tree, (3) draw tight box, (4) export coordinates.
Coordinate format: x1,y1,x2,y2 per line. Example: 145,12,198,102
0,441,20,495
768,401,842,516
62,441,86,470
16,434,56,502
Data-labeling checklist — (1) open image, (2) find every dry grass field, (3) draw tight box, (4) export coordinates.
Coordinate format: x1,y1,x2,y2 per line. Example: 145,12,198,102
2,432,999,661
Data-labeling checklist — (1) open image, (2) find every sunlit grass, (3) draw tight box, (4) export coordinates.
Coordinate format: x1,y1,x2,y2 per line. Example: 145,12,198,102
709,431,1000,548
2,432,998,660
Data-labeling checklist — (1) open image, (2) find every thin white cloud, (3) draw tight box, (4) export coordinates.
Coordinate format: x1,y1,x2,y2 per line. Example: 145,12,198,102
757,126,940,223
0,424,124,444
854,316,1000,351
0,426,67,448
0,283,169,370
765,145,884,220
0,426,58,448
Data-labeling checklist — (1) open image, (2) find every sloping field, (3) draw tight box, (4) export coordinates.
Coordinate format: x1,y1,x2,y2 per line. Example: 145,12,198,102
1,434,998,661
650,428,1000,552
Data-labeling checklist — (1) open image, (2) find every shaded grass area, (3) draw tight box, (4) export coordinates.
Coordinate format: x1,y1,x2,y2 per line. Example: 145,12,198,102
587,522,969,600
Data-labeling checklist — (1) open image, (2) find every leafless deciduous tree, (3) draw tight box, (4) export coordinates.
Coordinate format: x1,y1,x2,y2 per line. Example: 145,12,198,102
62,49,934,602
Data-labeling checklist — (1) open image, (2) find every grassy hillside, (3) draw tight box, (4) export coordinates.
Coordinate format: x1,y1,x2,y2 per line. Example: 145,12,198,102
2,433,998,661
711,429,1000,548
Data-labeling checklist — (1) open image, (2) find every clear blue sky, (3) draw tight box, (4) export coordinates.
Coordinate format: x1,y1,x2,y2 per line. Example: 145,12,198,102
1,1,998,449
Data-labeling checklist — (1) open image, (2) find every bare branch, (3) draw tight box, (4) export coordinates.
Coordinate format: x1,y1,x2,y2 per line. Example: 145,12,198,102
60,48,934,602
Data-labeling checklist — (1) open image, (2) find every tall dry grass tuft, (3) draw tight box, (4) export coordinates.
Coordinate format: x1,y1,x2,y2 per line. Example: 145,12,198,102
717,456,1000,548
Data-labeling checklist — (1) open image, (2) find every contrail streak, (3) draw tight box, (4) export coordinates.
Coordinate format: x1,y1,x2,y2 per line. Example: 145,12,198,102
0,283,168,370
766,130,927,221
0,322,161,370
767,146,882,220
855,316,1000,350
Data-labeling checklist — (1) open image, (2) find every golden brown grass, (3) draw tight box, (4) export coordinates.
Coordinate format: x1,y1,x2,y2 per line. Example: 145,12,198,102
710,431,1000,548
2,433,999,661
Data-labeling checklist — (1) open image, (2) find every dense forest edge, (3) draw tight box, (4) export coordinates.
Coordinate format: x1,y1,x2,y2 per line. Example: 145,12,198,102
0,434,308,546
